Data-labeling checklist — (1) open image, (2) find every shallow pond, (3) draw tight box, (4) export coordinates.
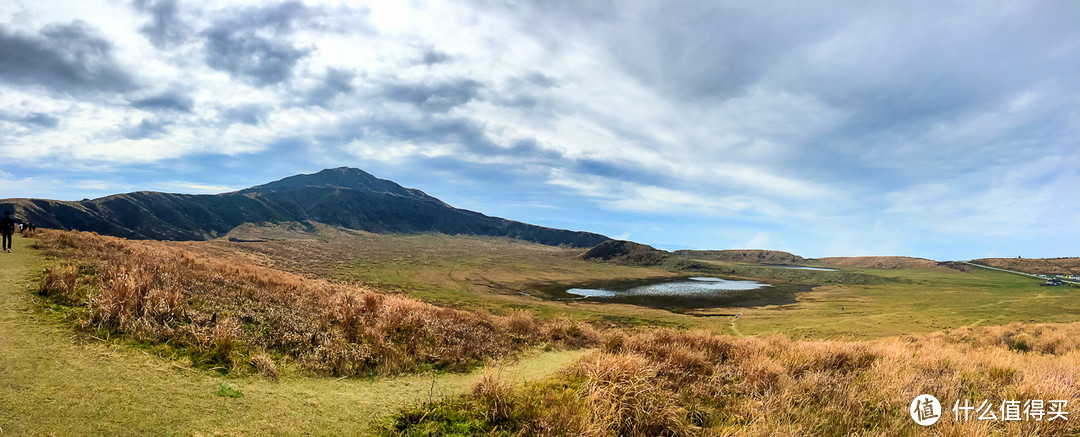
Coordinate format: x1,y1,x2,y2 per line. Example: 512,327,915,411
539,276,808,312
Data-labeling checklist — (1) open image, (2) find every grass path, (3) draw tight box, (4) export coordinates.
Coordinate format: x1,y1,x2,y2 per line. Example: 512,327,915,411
728,319,745,337
0,235,587,435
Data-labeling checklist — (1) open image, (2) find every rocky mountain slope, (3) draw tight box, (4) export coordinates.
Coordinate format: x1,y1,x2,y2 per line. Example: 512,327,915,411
0,167,609,247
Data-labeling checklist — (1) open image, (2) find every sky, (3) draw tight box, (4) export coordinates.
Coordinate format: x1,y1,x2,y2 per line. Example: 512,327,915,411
1,0,1078,260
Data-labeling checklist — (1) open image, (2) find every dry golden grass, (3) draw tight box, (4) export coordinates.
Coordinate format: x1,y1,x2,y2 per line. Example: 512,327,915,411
815,256,943,270
34,229,599,376
972,257,1080,276
388,323,1080,436
27,229,1080,435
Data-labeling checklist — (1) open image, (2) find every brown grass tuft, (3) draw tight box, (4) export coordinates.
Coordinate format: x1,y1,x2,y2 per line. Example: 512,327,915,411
472,373,515,423
250,353,279,381
41,264,80,304
578,352,688,436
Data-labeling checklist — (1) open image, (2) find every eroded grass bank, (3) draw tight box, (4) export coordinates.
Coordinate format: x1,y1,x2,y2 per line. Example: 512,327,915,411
34,230,598,377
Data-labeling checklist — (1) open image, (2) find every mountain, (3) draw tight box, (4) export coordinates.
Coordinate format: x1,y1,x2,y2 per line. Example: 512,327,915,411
0,167,610,247
968,257,1080,276
581,240,672,266
815,256,940,270
673,249,806,265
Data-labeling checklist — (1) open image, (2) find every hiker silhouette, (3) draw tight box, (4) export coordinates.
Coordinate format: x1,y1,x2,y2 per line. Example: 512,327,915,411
1,211,15,253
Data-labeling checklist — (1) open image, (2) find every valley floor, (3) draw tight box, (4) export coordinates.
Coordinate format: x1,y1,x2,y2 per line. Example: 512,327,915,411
0,235,586,435
202,225,1080,340
5,229,1080,436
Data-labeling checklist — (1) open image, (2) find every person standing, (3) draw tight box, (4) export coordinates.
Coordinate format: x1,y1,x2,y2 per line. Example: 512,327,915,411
1,211,14,253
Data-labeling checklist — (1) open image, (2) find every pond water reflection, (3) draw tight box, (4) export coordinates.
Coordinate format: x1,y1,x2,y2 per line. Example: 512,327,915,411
544,276,806,311
566,277,769,298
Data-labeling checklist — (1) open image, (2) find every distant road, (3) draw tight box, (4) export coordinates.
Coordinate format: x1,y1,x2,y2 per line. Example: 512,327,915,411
960,261,1080,285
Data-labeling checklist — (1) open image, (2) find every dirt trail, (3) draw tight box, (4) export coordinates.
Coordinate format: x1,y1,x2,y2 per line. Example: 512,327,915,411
0,235,587,435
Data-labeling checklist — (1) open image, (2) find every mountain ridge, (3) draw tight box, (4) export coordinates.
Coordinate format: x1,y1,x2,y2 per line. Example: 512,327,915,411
0,168,609,247
673,249,806,265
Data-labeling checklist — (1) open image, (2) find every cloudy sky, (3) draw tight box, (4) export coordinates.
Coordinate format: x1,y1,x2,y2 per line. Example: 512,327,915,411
1,0,1078,260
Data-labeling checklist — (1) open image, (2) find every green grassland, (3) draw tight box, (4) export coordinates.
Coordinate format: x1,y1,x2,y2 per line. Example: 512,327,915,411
0,234,588,435
201,224,688,325
702,264,1080,338
7,226,1080,435
203,224,1080,339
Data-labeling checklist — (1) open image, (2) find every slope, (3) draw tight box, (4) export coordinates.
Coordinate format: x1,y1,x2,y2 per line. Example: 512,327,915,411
0,234,587,435
673,249,806,265
0,167,608,247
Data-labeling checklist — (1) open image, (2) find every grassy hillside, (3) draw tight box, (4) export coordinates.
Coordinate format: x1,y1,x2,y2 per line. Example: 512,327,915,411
194,224,682,321
387,323,1080,436
972,257,1080,276
191,225,1080,340
0,234,588,435
8,230,1080,435
816,256,944,270
674,249,806,265
33,229,599,377
581,239,672,266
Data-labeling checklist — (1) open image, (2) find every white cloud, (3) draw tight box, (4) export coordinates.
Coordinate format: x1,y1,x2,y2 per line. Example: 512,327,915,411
742,232,771,250
546,168,788,219
2,0,1079,259
157,182,242,193
880,156,1080,238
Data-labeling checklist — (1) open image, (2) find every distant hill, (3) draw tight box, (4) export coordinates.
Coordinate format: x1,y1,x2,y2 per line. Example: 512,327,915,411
0,167,610,248
970,257,1080,276
815,256,940,270
581,240,672,266
673,249,806,265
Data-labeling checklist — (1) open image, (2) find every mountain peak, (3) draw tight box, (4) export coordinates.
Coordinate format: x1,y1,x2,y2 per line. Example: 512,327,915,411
241,167,432,200
1,167,610,247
